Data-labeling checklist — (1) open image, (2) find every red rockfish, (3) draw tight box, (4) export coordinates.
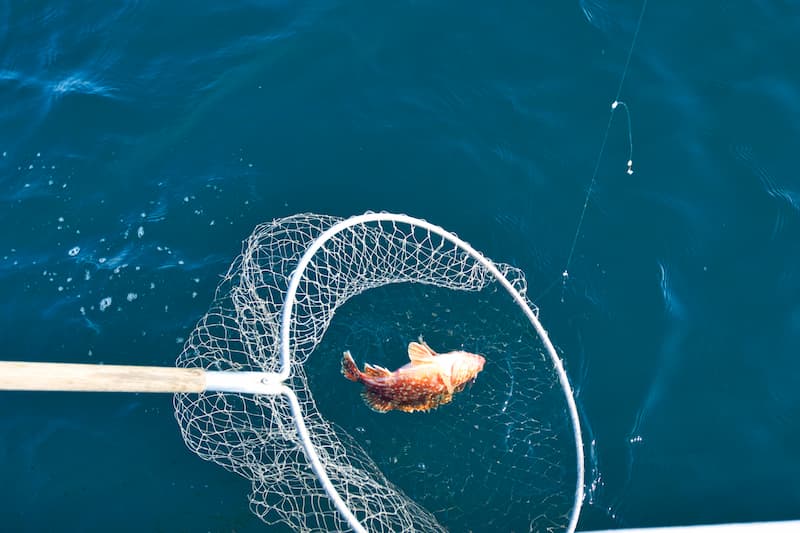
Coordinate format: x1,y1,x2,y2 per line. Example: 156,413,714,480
341,339,486,413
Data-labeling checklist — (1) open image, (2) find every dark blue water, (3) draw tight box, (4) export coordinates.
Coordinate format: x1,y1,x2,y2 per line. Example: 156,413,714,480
2,1,799,531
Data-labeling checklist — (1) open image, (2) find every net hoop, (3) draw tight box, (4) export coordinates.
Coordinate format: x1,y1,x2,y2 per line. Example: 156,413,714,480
276,212,586,532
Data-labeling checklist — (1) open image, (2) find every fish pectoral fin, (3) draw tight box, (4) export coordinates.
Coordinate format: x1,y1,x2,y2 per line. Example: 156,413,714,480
408,341,436,364
441,370,454,395
362,389,393,413
363,363,392,378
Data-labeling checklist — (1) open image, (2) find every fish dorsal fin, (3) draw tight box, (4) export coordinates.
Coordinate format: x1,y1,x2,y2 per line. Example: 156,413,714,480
408,341,436,364
363,363,392,378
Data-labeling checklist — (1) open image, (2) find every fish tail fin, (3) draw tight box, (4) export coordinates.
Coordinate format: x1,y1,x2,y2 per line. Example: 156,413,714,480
341,351,362,382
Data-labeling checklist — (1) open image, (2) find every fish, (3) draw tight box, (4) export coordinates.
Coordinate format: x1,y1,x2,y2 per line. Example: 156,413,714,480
341,339,486,413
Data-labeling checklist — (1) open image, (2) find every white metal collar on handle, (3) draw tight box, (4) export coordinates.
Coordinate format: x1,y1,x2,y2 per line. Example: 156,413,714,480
204,371,285,395
277,212,586,533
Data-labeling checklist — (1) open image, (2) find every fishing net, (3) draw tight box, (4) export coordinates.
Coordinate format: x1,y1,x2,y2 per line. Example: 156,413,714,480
174,212,584,532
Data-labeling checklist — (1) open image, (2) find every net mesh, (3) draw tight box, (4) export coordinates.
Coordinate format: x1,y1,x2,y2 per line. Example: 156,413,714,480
173,212,579,532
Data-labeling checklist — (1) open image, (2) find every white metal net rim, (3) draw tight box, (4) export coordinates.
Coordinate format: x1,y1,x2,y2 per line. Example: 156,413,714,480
249,212,586,533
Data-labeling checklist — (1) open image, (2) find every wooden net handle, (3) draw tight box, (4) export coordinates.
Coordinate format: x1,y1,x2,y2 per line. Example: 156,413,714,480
0,361,206,393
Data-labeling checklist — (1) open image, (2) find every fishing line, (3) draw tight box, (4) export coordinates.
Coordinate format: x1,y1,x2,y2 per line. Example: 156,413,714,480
559,0,649,302
612,100,635,176
548,2,650,526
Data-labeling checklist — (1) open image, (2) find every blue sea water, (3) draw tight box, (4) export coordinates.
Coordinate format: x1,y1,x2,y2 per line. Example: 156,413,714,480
1,0,800,531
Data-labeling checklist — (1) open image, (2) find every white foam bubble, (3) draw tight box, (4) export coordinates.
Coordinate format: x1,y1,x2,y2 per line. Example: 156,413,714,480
68,246,80,257
126,292,138,302
99,297,112,311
